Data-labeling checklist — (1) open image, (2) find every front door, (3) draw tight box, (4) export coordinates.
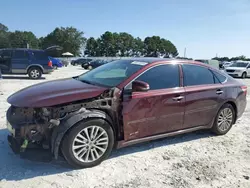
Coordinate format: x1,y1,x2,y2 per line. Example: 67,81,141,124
181,64,225,129
122,64,185,141
11,49,30,74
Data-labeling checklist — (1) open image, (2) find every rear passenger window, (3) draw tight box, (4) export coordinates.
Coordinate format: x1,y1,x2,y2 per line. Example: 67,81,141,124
213,71,227,83
136,64,179,90
32,51,48,60
13,50,28,59
182,64,214,86
1,50,11,58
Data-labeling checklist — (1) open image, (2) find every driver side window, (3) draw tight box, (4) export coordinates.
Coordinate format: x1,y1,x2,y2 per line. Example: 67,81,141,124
136,64,180,90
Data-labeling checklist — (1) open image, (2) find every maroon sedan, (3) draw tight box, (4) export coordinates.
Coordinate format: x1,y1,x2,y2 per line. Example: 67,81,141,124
6,58,247,168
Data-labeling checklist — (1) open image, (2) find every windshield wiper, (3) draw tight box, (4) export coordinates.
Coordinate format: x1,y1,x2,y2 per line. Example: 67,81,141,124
80,79,93,85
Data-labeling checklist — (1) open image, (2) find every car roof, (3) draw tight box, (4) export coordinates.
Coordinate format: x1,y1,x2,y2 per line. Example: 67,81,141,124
114,57,209,67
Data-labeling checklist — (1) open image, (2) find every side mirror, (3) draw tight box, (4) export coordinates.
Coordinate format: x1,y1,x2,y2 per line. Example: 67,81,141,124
132,80,150,92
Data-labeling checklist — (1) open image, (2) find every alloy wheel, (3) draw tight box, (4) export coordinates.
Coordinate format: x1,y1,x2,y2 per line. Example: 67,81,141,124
72,126,109,163
30,69,40,78
217,107,233,132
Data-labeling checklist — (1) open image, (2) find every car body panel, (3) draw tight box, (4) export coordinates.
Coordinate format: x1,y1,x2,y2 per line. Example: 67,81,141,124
7,78,107,107
122,87,185,141
183,84,225,129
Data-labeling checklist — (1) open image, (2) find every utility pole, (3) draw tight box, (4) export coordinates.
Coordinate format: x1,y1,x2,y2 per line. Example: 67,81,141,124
184,48,186,58
27,43,29,49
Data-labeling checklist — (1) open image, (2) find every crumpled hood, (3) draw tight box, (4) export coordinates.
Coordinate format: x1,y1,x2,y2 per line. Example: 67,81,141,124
7,78,107,107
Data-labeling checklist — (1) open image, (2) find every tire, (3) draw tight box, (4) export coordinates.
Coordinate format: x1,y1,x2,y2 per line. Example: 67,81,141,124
242,72,247,79
61,119,114,169
212,103,235,135
28,67,42,79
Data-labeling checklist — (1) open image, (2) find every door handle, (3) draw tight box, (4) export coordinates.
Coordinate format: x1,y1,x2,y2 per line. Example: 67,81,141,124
216,90,223,95
172,96,184,101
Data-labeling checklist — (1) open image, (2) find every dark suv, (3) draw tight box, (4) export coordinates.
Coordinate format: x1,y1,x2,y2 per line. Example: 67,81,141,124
0,48,54,79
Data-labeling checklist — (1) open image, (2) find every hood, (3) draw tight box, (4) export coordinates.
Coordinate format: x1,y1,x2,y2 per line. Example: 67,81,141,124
226,67,246,70
7,78,107,107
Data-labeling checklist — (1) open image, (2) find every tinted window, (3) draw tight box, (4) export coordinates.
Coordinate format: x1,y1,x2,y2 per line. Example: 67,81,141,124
32,51,48,60
0,50,11,58
182,64,214,86
136,64,179,90
13,50,28,59
213,71,227,83
229,62,248,67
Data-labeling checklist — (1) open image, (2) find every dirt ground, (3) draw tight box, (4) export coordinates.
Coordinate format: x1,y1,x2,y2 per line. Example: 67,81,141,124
0,66,249,188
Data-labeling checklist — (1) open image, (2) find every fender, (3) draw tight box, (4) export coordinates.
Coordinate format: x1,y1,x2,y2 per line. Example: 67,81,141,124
50,108,113,159
26,64,44,72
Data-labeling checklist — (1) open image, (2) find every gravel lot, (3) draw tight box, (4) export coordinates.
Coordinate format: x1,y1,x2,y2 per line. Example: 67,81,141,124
0,66,250,188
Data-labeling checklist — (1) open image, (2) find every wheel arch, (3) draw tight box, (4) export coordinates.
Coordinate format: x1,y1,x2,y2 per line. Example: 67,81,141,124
51,109,115,159
225,101,238,123
217,100,238,124
27,64,44,73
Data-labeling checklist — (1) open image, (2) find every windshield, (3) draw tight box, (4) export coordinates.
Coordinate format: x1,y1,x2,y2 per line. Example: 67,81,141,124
229,62,248,67
77,59,148,87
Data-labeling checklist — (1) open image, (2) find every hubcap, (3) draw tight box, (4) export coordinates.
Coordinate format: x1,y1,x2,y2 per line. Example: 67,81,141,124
217,108,233,132
30,70,40,78
72,126,109,163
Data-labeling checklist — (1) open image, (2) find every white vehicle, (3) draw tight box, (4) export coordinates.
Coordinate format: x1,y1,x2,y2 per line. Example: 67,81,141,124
222,61,232,69
225,61,250,78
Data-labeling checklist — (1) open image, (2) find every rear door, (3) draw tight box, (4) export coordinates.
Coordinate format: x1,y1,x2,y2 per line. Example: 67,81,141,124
11,49,29,73
122,64,185,140
31,50,50,67
0,49,12,73
181,64,225,129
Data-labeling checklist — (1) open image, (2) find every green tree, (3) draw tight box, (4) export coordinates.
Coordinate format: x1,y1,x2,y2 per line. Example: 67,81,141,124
41,27,86,56
0,23,10,48
144,36,178,57
98,31,117,56
132,37,144,56
0,23,8,32
8,31,39,49
115,32,134,56
85,37,99,56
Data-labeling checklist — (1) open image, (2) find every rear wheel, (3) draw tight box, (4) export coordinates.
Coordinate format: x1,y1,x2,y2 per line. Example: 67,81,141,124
212,103,235,135
242,72,247,79
61,119,114,168
28,67,42,79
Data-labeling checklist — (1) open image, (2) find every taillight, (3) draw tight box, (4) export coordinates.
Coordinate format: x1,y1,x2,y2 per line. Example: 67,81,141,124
241,85,247,95
48,60,52,67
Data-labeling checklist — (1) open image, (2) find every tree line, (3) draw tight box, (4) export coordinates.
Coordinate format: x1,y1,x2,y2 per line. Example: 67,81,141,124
212,55,250,62
0,23,178,57
85,32,178,57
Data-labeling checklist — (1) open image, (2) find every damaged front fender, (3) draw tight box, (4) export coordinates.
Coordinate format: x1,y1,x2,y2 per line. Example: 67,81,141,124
51,108,113,159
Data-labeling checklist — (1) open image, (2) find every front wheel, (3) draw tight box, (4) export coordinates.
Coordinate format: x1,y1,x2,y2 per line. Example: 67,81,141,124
212,103,235,135
242,72,247,79
28,67,42,79
61,119,114,168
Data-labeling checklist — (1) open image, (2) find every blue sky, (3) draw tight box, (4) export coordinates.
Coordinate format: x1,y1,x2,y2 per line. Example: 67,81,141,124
1,0,250,58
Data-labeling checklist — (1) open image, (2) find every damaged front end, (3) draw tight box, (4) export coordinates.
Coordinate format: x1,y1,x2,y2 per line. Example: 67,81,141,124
7,106,63,155
6,88,123,160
